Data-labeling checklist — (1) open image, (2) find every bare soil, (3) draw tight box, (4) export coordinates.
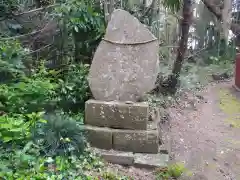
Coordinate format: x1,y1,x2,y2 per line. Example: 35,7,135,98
107,80,240,180
170,80,240,180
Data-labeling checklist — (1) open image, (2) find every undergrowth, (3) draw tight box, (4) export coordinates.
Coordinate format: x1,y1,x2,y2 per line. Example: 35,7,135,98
0,40,130,179
155,163,192,180
148,59,234,110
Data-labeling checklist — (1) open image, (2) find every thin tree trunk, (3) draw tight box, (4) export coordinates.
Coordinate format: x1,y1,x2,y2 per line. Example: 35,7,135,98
156,0,193,94
171,0,192,77
149,0,157,25
104,0,110,23
222,0,231,42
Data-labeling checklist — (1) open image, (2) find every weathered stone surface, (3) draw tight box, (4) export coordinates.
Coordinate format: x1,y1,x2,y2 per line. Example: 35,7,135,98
85,100,110,127
84,126,112,150
113,129,159,153
104,9,156,44
98,149,134,166
158,111,172,154
148,108,171,154
134,153,169,169
88,9,159,102
85,99,148,130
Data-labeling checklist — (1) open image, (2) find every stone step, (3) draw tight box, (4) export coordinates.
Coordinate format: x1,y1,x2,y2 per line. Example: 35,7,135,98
93,148,169,169
134,153,169,169
84,125,159,153
85,100,149,130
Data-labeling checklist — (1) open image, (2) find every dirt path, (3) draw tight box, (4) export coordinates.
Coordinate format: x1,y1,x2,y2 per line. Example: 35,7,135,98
106,80,240,180
170,80,240,180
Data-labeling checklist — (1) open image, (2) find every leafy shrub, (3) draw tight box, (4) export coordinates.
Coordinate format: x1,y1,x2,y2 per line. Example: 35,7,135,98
0,40,28,83
0,142,105,179
0,62,90,114
0,77,58,113
168,163,186,178
0,0,19,18
34,112,86,156
55,0,105,63
155,163,187,180
56,0,104,33
0,114,30,145
0,112,46,146
57,63,90,112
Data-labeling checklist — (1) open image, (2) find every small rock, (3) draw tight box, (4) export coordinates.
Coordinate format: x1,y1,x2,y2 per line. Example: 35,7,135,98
134,153,169,169
196,95,204,100
219,168,224,173
224,162,229,167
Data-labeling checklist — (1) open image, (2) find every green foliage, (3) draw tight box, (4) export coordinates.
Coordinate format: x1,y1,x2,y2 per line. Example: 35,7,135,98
202,41,236,65
0,0,18,18
0,145,105,179
0,77,58,113
0,59,90,114
0,110,112,179
34,112,86,156
0,114,31,144
100,171,132,180
0,40,28,83
159,59,233,93
56,0,103,33
0,3,133,180
0,112,46,145
55,0,105,62
155,163,187,179
162,0,182,12
168,163,186,178
57,63,90,112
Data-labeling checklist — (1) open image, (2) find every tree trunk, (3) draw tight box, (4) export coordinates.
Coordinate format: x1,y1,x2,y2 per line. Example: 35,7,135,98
201,0,240,46
104,0,110,23
158,0,192,94
222,0,231,42
172,0,192,77
149,0,157,25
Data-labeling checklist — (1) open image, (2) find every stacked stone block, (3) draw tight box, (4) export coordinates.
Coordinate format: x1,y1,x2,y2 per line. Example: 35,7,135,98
84,100,159,154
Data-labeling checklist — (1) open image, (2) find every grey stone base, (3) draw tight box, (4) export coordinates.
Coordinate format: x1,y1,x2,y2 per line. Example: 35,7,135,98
93,148,169,169
84,125,159,153
85,100,149,130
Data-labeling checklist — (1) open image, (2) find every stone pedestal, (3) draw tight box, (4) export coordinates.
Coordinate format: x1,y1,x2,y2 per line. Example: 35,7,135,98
84,9,169,168
84,100,158,153
84,99,171,168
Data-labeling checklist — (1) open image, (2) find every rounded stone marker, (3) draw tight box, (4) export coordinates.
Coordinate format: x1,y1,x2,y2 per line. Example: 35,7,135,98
88,9,159,102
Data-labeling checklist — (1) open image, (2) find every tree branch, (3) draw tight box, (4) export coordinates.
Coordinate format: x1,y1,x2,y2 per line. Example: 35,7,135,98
201,0,240,37
14,4,58,16
201,0,221,20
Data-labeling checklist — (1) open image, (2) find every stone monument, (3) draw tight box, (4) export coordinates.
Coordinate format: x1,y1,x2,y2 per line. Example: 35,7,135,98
84,9,170,168
88,9,159,102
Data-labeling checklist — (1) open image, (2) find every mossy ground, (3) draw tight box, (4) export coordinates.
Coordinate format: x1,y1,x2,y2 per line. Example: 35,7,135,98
218,88,240,128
